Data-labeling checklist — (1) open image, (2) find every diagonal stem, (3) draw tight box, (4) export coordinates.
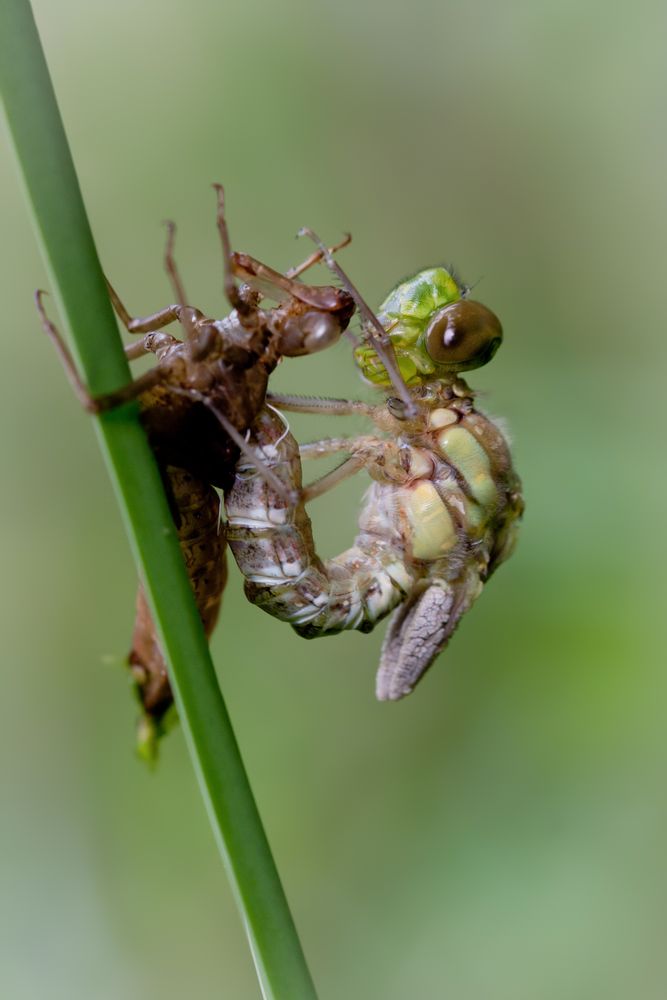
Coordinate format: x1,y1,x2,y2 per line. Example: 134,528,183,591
0,2,317,997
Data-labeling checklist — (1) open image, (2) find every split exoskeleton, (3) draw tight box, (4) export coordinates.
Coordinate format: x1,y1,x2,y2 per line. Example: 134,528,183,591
225,263,524,700
38,187,354,746
41,188,523,737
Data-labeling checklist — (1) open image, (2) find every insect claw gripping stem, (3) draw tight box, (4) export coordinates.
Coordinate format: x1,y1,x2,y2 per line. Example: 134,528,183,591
38,287,172,415
35,290,99,412
36,290,169,414
104,277,134,331
297,226,417,418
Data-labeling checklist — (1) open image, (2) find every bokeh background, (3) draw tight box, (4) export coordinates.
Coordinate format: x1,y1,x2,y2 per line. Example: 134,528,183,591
1,1,665,997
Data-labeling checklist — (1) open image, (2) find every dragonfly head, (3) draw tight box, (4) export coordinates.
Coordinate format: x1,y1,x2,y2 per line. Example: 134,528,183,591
354,267,502,387
275,290,355,357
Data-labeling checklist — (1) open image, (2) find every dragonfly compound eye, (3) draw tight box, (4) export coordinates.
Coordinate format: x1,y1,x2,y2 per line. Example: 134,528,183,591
424,300,503,371
279,310,343,357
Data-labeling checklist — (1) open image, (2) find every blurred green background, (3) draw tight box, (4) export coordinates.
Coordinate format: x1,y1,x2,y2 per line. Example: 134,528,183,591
1,1,665,997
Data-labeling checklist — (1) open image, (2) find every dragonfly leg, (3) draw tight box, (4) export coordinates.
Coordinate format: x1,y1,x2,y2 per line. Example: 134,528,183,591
212,183,256,317
267,391,377,418
300,435,383,459
106,278,204,335
301,455,366,502
161,221,210,351
125,340,149,360
124,332,182,361
285,233,351,279
300,435,388,502
301,437,362,459
213,185,351,315
298,227,415,416
36,290,166,413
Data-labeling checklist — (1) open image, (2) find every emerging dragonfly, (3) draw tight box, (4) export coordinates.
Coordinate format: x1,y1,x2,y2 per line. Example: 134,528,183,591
37,188,355,748
226,244,524,700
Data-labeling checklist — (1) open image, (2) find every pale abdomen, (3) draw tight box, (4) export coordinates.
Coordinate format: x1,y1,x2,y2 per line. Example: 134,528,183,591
225,400,523,698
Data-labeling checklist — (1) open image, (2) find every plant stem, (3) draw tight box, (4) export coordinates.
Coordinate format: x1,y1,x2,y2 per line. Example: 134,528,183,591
0,2,317,997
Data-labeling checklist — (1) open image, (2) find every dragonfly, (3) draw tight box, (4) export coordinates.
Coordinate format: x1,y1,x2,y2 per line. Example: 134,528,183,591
37,187,355,751
225,241,524,700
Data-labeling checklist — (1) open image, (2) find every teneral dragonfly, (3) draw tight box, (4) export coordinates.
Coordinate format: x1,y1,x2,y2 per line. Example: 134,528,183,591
225,255,524,700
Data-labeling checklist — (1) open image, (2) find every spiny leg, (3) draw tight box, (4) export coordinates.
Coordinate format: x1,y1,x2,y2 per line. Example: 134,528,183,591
300,437,371,459
299,433,387,461
105,278,204,336
36,291,96,411
214,184,351,315
298,226,415,418
107,220,214,358
162,220,199,349
232,247,353,313
266,391,376,418
286,233,351,279
212,182,251,315
36,290,165,413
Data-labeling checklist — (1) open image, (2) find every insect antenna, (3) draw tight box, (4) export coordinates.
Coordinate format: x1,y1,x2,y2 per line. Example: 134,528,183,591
297,227,416,417
462,274,483,297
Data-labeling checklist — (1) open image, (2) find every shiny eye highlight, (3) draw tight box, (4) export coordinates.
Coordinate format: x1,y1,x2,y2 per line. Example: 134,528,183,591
279,310,343,356
424,300,503,371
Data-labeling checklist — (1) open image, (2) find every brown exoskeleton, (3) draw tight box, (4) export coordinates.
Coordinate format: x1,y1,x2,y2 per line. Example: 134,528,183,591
37,186,354,753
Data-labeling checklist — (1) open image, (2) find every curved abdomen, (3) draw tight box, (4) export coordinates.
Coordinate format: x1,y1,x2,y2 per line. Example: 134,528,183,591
225,400,523,699
225,409,415,635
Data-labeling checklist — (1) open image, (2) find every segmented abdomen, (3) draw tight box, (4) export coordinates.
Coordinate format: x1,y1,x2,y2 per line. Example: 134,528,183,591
129,465,227,723
225,409,414,634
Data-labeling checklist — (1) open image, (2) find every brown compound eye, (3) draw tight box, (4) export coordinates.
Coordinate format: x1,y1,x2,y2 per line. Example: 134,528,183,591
424,300,503,371
279,310,343,357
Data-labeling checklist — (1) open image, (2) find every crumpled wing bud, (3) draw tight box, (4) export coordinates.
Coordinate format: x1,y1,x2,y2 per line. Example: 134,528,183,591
375,572,482,701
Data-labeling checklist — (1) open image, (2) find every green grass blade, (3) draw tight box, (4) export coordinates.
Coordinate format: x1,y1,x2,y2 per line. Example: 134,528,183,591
0,2,317,996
